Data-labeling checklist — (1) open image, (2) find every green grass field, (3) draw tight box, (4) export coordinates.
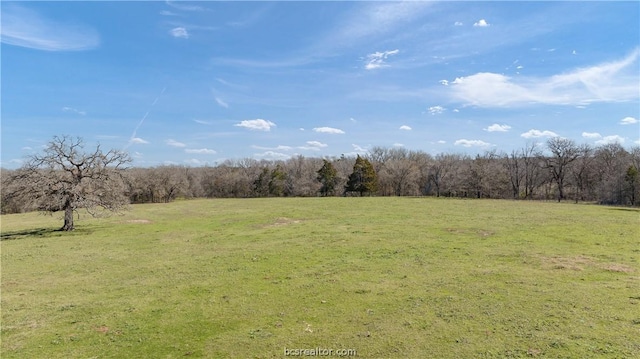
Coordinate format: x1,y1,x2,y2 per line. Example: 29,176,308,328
1,198,639,358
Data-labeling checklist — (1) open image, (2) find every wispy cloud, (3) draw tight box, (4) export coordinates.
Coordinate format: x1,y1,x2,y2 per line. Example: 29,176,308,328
304,141,328,149
428,106,446,115
449,49,640,107
484,124,511,132
1,4,99,51
169,27,189,39
62,106,86,116
165,1,208,12
194,119,213,125
364,49,399,70
185,148,216,154
333,2,433,46
473,19,490,27
215,97,229,108
252,145,292,151
313,127,345,134
235,119,276,131
399,125,412,131
454,139,492,147
130,137,149,144
521,129,558,138
620,116,639,125
166,139,187,147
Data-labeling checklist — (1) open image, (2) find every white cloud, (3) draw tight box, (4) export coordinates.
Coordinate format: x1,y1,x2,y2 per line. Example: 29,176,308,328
473,19,490,27
449,49,640,107
193,119,213,125
428,106,446,115
166,139,187,147
437,140,447,144
620,116,639,125
484,124,511,132
235,119,276,131
520,129,558,138
582,132,602,139
454,21,463,26
595,135,624,145
0,4,100,51
185,148,216,155
454,139,492,148
62,107,86,116
254,151,290,160
439,80,449,86
252,145,292,151
352,144,368,153
595,135,625,145
130,137,149,144
215,97,229,108
169,27,189,39
365,49,399,70
305,141,328,148
399,125,412,131
313,127,345,134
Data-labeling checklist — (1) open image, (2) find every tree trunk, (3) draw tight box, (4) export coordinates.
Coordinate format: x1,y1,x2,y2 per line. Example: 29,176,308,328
61,200,75,231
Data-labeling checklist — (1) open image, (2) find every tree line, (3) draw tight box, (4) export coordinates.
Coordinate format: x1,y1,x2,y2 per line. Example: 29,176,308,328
2,136,639,221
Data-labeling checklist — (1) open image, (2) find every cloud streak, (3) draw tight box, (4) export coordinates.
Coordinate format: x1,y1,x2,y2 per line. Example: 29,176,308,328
364,49,399,70
449,49,640,107
170,27,189,39
1,4,99,51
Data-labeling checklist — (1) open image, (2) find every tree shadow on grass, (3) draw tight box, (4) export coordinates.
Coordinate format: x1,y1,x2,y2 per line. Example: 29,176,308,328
1,226,97,241
1,228,61,241
606,207,640,212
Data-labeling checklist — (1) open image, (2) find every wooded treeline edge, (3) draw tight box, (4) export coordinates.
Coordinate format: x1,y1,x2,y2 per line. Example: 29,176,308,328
2,135,639,218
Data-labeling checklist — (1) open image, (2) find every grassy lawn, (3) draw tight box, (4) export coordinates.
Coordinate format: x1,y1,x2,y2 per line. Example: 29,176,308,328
1,198,639,358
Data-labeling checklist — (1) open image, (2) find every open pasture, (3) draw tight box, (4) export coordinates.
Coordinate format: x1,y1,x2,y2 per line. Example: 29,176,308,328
1,198,639,358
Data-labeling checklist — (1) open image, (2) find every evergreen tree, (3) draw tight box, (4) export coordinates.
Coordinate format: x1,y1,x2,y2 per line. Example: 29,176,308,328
345,155,378,196
316,159,338,196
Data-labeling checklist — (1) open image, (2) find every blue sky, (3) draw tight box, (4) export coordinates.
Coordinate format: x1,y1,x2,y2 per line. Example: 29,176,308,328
2,1,639,168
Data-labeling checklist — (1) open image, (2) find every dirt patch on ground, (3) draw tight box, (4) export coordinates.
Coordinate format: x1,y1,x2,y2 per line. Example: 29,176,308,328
539,255,635,273
264,217,302,228
126,219,152,224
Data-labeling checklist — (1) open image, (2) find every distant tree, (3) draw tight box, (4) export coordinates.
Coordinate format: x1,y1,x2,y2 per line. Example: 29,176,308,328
316,159,338,196
545,137,579,202
345,155,378,196
269,164,287,197
7,135,131,231
624,165,639,206
521,142,544,199
253,167,271,197
503,149,524,199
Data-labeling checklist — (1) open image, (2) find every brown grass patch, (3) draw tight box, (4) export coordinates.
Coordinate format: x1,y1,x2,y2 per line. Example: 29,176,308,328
601,263,635,273
126,219,152,224
539,255,635,273
263,217,302,228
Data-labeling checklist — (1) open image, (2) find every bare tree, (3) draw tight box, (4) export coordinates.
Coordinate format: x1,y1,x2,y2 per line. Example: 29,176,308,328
545,137,579,202
7,135,131,231
503,150,524,199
